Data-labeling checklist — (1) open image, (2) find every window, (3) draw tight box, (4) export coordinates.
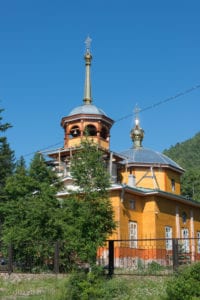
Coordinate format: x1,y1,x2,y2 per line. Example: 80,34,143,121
129,221,137,248
181,228,190,253
165,226,172,250
197,232,200,253
70,126,80,138
182,212,187,224
171,179,175,192
129,199,135,210
84,124,97,136
100,126,108,139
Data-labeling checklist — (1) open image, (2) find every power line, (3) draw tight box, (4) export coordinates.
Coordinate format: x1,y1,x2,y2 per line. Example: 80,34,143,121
115,83,200,123
21,83,200,158
23,142,63,158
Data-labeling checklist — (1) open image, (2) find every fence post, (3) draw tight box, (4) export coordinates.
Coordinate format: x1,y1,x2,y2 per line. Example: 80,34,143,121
8,243,13,275
108,240,114,277
54,241,59,274
172,238,179,271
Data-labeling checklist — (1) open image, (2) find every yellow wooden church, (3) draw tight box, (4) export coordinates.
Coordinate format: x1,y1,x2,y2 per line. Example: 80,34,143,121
46,38,200,264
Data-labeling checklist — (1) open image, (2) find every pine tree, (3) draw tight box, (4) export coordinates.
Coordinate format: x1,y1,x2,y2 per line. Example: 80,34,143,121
1,153,65,270
0,108,15,199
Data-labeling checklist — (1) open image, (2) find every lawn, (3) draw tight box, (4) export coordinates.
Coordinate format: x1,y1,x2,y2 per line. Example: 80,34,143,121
0,273,168,299
0,273,67,300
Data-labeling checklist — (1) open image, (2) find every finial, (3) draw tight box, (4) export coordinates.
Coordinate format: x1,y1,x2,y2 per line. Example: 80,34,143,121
130,104,144,148
85,36,92,54
134,104,140,126
83,36,92,105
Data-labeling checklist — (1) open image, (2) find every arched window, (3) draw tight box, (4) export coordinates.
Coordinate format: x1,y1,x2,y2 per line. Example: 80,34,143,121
69,126,81,138
182,212,187,224
84,124,97,136
100,126,108,140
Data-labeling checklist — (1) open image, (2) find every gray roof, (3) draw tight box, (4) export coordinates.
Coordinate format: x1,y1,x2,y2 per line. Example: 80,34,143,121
68,104,107,117
120,147,183,171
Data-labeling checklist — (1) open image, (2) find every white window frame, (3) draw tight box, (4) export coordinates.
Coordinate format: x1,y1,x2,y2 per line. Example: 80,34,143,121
197,231,200,254
165,226,172,250
181,228,190,253
129,221,137,248
171,179,175,192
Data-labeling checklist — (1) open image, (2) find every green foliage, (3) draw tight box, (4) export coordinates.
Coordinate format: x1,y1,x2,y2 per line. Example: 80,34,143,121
166,262,200,300
0,274,67,299
70,140,110,195
0,153,66,270
181,169,200,201
163,132,200,170
147,261,164,274
163,132,200,201
65,140,116,265
0,273,168,299
0,107,15,198
63,268,131,300
0,140,115,271
63,267,167,300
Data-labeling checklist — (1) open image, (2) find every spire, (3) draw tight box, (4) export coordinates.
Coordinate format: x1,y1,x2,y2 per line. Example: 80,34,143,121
83,36,92,105
130,105,144,148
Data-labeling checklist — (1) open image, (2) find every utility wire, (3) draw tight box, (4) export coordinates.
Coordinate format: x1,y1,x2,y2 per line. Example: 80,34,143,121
115,83,200,123
23,142,63,158
22,83,200,158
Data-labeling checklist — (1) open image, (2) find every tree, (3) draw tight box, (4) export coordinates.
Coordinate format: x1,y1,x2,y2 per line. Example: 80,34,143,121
0,141,116,271
181,169,200,201
64,140,116,265
1,153,65,270
0,108,15,198
163,132,200,201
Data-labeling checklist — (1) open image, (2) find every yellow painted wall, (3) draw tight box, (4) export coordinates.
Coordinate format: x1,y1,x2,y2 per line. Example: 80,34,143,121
109,189,200,241
164,169,181,194
119,166,181,194
109,190,158,239
155,196,200,238
67,136,110,150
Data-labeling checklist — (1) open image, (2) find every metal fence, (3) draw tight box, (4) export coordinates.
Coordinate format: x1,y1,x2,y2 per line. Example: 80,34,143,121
0,238,200,275
97,238,200,276
0,241,61,274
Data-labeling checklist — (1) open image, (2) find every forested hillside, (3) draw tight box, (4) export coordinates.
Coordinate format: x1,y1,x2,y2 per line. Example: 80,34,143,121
163,132,200,201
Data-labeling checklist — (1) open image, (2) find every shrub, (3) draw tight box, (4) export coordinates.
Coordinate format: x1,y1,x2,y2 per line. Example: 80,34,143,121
147,261,164,274
62,267,105,300
62,266,131,300
166,262,200,300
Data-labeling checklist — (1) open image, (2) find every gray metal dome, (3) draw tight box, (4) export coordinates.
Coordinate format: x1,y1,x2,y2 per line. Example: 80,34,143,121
120,147,183,171
68,104,107,117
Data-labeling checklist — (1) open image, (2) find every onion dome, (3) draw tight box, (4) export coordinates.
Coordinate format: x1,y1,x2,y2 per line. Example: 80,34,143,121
121,107,183,172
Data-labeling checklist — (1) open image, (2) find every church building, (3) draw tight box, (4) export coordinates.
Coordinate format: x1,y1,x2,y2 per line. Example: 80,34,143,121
46,38,200,264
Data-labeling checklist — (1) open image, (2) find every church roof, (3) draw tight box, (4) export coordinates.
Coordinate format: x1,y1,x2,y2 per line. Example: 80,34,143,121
68,103,107,117
120,147,184,172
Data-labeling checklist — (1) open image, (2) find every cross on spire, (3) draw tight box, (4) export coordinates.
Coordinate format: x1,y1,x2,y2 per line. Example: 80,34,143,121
134,104,141,126
85,36,92,53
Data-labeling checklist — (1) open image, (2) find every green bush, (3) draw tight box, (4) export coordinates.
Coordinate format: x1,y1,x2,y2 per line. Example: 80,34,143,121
147,261,164,274
166,262,200,300
62,267,104,300
62,266,131,300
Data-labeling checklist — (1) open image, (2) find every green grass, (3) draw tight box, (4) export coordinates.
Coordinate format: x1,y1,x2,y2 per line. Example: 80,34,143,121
0,273,168,300
0,274,67,300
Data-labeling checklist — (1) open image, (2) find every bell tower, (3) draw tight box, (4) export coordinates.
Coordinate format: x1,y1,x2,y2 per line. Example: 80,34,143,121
61,37,114,150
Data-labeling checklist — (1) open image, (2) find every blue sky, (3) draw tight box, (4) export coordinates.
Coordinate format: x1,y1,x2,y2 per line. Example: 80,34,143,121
0,0,200,164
